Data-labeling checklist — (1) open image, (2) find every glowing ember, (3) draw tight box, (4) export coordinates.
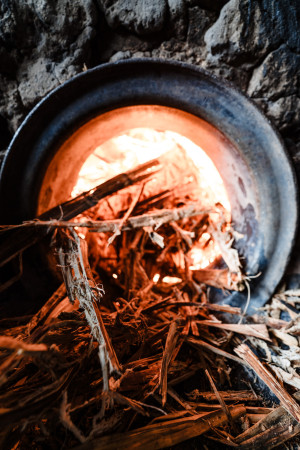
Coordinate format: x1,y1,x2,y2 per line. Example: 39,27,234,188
189,232,221,270
72,128,230,269
153,273,160,283
162,276,182,285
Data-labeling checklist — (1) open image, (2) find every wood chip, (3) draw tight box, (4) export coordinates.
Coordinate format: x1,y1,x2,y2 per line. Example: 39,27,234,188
199,321,271,341
235,344,300,423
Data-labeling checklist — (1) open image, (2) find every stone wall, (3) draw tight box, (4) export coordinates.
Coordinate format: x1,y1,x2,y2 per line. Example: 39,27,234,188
0,0,299,163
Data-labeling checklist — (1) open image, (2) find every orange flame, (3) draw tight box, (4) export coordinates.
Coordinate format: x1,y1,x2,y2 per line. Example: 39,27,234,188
72,129,230,269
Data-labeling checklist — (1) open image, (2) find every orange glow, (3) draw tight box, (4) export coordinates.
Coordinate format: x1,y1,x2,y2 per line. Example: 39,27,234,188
189,232,221,270
153,273,160,283
162,276,182,285
72,128,230,269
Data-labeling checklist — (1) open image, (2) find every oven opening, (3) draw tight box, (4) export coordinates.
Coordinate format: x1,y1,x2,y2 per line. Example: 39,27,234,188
73,127,230,268
37,106,247,301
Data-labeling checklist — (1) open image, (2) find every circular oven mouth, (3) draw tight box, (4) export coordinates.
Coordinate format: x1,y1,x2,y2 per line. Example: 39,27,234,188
0,59,297,312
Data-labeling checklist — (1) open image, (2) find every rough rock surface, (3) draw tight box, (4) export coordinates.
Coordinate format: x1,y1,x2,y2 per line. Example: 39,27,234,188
205,0,300,65
248,45,300,135
0,0,97,135
98,0,168,35
0,0,299,161
203,0,300,153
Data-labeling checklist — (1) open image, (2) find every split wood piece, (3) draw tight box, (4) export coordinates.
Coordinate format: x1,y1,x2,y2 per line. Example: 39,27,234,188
236,393,300,448
75,405,246,450
187,403,224,411
56,228,121,390
0,157,160,267
192,269,244,291
204,368,238,434
188,338,249,367
0,327,61,386
245,407,275,414
236,391,300,444
0,333,62,390
246,413,268,424
80,236,121,376
150,410,195,424
168,365,200,387
200,303,242,315
109,391,150,417
175,289,199,336
188,390,261,403
198,321,271,342
240,423,300,449
158,321,179,405
235,344,300,423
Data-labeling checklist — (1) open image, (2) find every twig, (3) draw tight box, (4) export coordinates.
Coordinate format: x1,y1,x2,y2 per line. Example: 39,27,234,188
187,338,249,367
107,183,144,245
2,204,211,233
198,321,271,341
204,368,238,434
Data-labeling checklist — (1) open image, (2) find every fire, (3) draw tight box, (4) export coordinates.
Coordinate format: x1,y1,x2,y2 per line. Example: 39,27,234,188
71,128,230,269
153,273,160,283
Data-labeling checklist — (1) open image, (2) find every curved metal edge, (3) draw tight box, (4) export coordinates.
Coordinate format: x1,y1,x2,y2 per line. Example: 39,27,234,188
0,58,298,312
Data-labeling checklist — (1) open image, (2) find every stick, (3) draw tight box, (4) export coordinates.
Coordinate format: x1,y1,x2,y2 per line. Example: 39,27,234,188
158,321,179,405
198,321,271,341
188,338,249,367
235,344,300,423
236,393,300,445
2,204,211,233
204,368,238,433
75,405,246,450
188,390,260,402
56,228,121,392
0,157,160,267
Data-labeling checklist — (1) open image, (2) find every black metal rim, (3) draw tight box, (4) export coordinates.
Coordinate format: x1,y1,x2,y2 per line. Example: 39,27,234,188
0,58,298,312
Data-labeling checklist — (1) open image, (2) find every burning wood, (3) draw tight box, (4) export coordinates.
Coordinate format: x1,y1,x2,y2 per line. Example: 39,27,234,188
2,142,300,448
0,156,161,266
56,228,121,394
